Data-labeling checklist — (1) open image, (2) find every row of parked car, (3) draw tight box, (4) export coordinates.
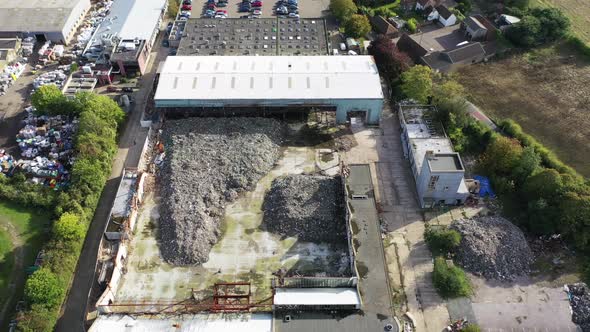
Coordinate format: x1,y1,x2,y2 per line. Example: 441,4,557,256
275,0,299,18
203,0,230,18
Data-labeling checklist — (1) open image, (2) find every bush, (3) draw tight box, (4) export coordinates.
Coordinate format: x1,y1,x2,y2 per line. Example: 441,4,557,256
24,268,64,309
506,7,570,47
433,256,472,298
407,18,417,33
566,34,590,58
462,324,482,332
17,303,59,332
344,14,371,38
425,227,461,255
330,0,357,21
53,212,86,244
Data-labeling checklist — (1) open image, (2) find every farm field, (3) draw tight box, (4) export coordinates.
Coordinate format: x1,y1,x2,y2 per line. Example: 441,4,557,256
457,44,590,177
532,0,590,44
0,201,49,327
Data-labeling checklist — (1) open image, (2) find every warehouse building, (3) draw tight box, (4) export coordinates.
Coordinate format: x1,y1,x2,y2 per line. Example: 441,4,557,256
399,104,469,208
84,0,167,75
154,56,384,124
0,0,90,45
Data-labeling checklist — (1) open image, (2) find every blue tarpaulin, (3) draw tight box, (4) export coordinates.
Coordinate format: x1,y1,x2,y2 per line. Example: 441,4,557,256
474,175,495,198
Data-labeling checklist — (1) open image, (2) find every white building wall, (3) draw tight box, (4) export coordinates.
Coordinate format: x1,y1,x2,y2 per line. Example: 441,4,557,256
416,157,465,207
440,14,457,26
61,0,91,44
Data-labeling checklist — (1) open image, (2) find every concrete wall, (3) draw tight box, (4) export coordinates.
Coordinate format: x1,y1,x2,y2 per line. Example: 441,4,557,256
155,98,384,125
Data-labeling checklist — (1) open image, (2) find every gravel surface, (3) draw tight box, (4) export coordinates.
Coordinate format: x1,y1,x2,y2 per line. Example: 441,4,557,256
262,174,346,243
450,216,534,281
159,118,285,265
567,283,590,331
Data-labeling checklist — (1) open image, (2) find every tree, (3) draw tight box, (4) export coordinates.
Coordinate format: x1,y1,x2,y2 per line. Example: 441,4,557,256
401,65,433,103
368,35,413,83
532,7,570,43
560,192,590,250
70,62,79,73
330,0,357,21
522,168,563,202
31,85,68,115
17,304,59,332
167,0,180,19
53,212,86,244
511,146,541,186
479,136,523,175
456,0,472,14
506,15,541,47
433,257,471,298
24,268,64,309
344,14,371,38
407,18,418,33
75,92,125,126
425,227,461,255
505,0,530,10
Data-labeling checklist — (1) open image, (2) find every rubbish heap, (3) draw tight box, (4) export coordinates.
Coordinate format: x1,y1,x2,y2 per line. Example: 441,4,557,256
33,69,68,90
0,62,26,96
159,118,285,265
450,216,534,281
566,283,590,331
76,0,114,50
0,150,16,176
21,37,36,57
15,106,77,187
262,174,347,243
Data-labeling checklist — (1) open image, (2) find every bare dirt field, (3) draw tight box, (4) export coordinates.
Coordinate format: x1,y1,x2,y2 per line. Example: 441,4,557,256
532,0,590,44
457,44,590,177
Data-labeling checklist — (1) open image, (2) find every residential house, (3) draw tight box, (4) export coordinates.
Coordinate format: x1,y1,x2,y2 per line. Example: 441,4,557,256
415,0,457,11
370,16,400,38
430,5,457,27
395,24,492,72
462,15,496,41
421,42,486,72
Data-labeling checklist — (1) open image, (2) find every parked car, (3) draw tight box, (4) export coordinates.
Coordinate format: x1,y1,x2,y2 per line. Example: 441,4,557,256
180,10,191,16
181,4,192,10
207,0,216,3
251,0,262,6
206,3,215,9
216,9,227,14
288,12,299,18
217,1,228,7
252,9,262,15
122,87,134,93
276,6,288,14
240,14,251,18
239,4,251,11
289,8,298,13
183,0,192,4
214,14,227,18
106,85,119,92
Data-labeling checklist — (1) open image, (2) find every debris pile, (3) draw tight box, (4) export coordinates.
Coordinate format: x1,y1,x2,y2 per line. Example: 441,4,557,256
158,118,285,265
450,216,533,281
0,150,16,175
0,62,26,96
262,174,346,243
33,69,68,90
14,106,77,187
566,283,590,331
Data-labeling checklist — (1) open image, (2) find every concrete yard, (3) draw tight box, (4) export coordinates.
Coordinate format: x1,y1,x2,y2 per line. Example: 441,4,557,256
115,144,351,303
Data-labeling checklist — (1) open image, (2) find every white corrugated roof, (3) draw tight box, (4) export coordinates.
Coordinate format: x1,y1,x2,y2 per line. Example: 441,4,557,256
274,288,361,306
89,313,272,332
154,56,383,101
90,0,165,46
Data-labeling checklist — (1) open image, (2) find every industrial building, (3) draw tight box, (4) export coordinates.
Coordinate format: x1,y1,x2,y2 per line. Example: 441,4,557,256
176,18,329,56
0,38,21,70
154,56,384,124
84,0,167,75
0,0,90,44
399,104,469,208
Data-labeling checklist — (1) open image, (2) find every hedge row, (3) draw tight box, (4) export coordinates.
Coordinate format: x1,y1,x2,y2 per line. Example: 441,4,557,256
498,119,579,178
565,34,590,59
15,89,124,332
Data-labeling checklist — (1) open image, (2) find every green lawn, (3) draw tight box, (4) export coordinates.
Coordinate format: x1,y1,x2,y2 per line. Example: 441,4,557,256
0,201,49,324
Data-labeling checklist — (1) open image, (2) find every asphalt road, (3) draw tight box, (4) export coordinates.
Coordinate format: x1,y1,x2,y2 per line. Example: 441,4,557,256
54,30,167,332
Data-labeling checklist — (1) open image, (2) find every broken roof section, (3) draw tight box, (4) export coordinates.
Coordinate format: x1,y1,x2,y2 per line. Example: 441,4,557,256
274,288,361,307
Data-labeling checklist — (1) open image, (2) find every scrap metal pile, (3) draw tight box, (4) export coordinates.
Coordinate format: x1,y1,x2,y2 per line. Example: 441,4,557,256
158,118,285,265
566,283,590,331
0,62,26,96
450,216,534,281
262,174,347,243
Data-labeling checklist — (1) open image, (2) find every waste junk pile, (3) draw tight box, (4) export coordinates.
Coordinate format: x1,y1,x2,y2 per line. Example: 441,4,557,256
262,174,347,243
566,283,590,331
450,215,534,281
33,69,68,90
15,106,77,187
76,0,114,49
21,37,36,57
0,62,26,96
159,118,285,265
0,150,16,176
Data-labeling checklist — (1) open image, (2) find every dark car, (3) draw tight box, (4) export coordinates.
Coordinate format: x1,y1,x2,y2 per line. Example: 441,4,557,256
206,3,215,9
181,4,192,10
122,87,134,93
183,0,192,4
240,14,250,18
217,1,228,6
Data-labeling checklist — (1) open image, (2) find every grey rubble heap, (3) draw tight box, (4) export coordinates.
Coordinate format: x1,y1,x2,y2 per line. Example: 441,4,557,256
450,216,534,281
262,174,346,243
159,118,285,265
